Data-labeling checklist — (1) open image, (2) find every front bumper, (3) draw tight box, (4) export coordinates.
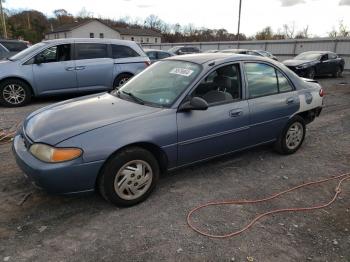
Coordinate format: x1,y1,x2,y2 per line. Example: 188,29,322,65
12,133,104,195
287,66,311,77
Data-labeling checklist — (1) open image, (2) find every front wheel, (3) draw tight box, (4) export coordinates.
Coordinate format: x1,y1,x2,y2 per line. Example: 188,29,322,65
0,79,32,107
274,116,306,155
98,147,159,207
332,66,342,78
306,68,316,79
113,73,133,89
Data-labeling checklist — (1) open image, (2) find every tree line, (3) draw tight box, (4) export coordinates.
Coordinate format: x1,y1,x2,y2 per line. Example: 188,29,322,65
0,7,349,43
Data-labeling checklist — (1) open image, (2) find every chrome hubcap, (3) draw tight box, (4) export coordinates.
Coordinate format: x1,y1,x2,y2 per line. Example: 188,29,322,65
119,78,129,86
114,160,153,200
286,122,304,150
3,84,26,105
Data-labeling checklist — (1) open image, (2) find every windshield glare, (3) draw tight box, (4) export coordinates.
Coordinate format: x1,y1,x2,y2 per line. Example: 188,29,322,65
9,42,46,61
118,60,201,107
295,52,321,61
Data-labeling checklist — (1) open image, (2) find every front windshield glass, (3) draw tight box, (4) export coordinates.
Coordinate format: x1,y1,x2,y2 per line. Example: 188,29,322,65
118,60,202,107
294,52,321,61
9,42,46,61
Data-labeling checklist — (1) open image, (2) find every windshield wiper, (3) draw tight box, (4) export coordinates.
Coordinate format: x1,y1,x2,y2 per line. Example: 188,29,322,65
121,91,145,105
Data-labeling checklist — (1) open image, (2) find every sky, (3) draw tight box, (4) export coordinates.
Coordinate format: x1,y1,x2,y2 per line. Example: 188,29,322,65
3,0,350,37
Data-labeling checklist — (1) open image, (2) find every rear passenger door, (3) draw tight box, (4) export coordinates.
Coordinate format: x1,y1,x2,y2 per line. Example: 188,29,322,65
111,44,145,78
74,43,113,91
244,62,299,145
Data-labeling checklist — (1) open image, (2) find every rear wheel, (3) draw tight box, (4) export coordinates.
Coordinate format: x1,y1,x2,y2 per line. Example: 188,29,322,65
98,147,159,207
113,73,133,89
0,79,31,107
274,116,306,155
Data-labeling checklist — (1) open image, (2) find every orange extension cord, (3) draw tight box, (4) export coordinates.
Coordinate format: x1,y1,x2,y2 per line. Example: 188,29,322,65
187,173,350,239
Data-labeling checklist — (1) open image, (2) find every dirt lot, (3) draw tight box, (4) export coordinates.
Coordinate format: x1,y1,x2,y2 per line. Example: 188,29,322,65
0,76,350,262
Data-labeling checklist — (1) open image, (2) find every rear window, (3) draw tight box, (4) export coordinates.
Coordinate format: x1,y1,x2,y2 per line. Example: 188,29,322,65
112,45,139,59
75,43,108,60
0,41,27,52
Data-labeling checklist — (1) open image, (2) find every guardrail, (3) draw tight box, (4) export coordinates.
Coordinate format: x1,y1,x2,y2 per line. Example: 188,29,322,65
143,37,350,71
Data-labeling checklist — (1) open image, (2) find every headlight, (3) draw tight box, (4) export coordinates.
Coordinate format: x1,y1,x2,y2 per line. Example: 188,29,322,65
29,143,82,163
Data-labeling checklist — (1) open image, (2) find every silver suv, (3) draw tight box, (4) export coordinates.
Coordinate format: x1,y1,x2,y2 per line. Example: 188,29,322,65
0,38,150,107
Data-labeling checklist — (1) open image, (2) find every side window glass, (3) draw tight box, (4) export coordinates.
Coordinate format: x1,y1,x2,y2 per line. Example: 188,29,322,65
245,63,278,98
75,43,108,60
277,70,293,93
192,64,241,105
147,51,157,60
157,52,170,59
35,44,71,63
112,45,139,59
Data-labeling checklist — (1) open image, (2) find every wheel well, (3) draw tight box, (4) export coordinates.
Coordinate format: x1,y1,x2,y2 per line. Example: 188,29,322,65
96,142,168,188
296,109,317,124
0,77,34,95
113,72,134,87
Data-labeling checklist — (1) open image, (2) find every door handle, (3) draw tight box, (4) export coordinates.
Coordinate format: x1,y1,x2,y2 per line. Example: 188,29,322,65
65,67,75,71
75,66,86,70
229,109,243,117
286,97,295,104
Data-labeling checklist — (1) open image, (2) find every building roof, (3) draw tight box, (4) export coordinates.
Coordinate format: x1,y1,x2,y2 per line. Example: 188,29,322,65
46,19,162,37
115,27,162,37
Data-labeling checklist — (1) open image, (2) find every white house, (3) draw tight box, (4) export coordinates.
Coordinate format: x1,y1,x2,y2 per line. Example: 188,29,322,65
45,19,162,44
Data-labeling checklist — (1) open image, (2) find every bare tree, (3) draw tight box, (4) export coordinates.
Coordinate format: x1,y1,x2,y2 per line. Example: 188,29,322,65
283,22,295,38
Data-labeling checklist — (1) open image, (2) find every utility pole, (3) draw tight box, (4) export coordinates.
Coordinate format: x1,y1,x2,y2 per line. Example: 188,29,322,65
0,0,7,39
237,0,242,46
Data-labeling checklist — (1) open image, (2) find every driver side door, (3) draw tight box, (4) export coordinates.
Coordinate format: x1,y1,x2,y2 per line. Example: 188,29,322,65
176,63,250,166
32,44,77,95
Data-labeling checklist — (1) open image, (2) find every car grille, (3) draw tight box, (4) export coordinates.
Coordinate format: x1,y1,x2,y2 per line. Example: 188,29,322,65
21,128,33,149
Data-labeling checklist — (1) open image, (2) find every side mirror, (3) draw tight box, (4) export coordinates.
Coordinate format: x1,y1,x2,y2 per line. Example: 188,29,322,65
179,97,208,111
35,54,45,64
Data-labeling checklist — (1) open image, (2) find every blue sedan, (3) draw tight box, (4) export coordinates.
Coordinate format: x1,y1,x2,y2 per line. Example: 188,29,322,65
13,53,324,206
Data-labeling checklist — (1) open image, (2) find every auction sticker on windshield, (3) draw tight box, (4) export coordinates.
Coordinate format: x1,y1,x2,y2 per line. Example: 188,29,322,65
169,68,194,77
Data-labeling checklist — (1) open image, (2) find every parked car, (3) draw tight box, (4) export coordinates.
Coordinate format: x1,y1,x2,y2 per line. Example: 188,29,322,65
221,49,278,60
13,53,324,206
0,38,150,107
283,51,345,79
168,46,201,55
0,39,29,60
144,49,173,63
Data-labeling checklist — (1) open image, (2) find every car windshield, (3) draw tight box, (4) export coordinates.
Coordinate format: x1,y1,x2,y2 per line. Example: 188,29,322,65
294,52,321,60
117,60,202,107
0,41,27,52
9,42,46,61
168,47,181,53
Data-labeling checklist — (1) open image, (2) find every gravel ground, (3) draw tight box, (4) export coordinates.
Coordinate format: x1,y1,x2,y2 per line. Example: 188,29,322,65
0,75,349,262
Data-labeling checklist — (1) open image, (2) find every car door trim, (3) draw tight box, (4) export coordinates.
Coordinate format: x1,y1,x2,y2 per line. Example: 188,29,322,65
178,125,250,146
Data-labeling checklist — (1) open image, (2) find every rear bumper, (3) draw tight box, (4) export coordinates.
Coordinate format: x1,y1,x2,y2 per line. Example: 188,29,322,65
12,134,104,195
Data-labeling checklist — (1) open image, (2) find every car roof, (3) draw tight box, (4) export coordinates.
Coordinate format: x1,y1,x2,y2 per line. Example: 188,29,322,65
165,52,273,65
300,50,332,54
144,48,169,52
42,38,136,45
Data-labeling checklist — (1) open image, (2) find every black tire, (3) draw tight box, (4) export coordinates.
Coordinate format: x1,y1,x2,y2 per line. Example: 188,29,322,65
0,79,32,107
332,66,342,78
98,147,160,207
274,116,306,155
113,73,133,89
306,68,316,79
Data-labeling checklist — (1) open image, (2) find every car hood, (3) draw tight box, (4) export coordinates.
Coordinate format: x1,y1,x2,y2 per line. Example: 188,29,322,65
283,59,316,67
24,93,162,145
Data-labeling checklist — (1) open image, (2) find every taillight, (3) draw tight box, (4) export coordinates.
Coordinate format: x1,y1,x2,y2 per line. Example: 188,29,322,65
145,61,151,67
319,88,324,97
